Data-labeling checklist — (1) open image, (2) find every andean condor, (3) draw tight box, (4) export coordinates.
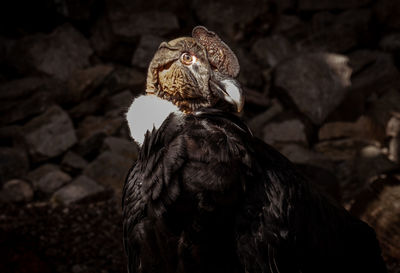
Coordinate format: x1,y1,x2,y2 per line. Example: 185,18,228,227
122,26,387,273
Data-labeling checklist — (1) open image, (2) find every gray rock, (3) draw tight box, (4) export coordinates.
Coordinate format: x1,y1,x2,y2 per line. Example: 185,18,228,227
0,179,33,203
51,175,105,205
298,9,372,53
375,0,400,30
236,48,263,88
83,151,133,196
298,0,371,11
103,136,138,161
262,118,309,147
23,105,77,162
319,116,384,142
0,147,29,184
380,33,400,53
131,35,164,69
61,151,89,173
27,164,71,194
387,114,400,137
67,65,114,103
109,11,179,39
252,35,294,67
368,89,400,128
315,139,374,161
105,90,134,114
9,24,93,80
247,99,283,138
68,96,105,119
106,66,145,95
75,115,123,157
279,144,334,171
388,137,400,163
347,50,379,74
274,53,352,125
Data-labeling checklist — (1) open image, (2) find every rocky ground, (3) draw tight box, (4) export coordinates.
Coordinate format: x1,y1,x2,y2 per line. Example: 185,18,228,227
0,0,400,272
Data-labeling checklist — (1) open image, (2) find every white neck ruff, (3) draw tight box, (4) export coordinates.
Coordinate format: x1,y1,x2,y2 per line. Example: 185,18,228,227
125,95,182,146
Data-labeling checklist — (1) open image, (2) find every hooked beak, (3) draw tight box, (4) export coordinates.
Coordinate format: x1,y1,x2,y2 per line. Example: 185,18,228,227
210,75,244,112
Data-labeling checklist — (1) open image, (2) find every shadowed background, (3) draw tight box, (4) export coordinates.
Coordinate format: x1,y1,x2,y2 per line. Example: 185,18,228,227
0,0,399,272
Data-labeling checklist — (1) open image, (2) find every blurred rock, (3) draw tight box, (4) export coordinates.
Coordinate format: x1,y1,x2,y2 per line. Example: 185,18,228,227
380,33,400,53
236,48,263,88
0,147,29,184
0,179,33,203
106,66,145,95
51,175,105,205
274,53,352,125
83,151,132,196
75,116,123,157
375,0,400,30
23,105,77,162
9,24,93,80
273,15,307,41
298,0,371,11
368,89,400,128
347,50,379,74
388,137,400,162
0,77,63,125
67,65,114,103
57,0,96,21
68,96,105,119
105,90,134,114
192,0,273,42
330,52,400,121
354,145,398,184
131,35,164,69
61,151,88,174
252,35,294,67
319,116,385,142
27,164,71,194
280,144,335,171
315,139,373,161
247,99,283,138
386,114,400,137
350,176,400,261
103,136,138,161
298,9,372,53
262,118,309,147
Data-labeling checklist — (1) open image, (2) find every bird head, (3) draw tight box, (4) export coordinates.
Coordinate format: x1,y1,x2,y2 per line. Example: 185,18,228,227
145,26,244,113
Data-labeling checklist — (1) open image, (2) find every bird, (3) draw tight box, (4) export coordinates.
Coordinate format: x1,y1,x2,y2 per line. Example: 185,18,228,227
122,26,387,273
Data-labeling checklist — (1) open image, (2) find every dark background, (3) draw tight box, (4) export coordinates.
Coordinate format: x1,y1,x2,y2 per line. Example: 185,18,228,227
0,0,399,272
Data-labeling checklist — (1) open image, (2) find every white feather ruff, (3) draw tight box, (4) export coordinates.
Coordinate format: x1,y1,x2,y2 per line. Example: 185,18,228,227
125,95,181,146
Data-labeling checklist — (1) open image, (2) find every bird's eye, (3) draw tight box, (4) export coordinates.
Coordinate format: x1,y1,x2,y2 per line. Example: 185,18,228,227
180,52,194,65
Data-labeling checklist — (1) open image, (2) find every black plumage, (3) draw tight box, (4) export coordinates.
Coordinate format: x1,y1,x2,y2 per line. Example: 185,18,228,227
122,26,387,273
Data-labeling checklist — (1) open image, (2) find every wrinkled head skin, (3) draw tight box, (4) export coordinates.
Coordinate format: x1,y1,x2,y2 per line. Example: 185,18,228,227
146,26,244,113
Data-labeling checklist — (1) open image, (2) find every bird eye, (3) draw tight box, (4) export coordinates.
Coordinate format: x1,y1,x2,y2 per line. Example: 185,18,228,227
180,52,194,65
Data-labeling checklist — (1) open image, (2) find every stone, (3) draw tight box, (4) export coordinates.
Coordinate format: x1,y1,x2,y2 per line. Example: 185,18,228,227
9,24,93,80
368,89,400,128
75,116,123,157
103,136,138,161
315,139,373,161
247,99,283,138
251,35,294,67
273,15,307,41
375,0,400,30
68,96,105,120
351,176,400,260
386,114,400,137
0,147,29,184
83,151,133,196
236,48,263,88
298,0,371,11
51,175,105,205
298,9,372,53
0,179,33,203
347,50,379,74
279,144,335,171
262,118,309,147
379,33,400,53
329,52,400,121
23,105,77,162
27,164,71,194
274,53,352,125
67,65,114,103
61,151,89,173
105,90,134,115
0,77,63,125
106,66,145,95
319,116,385,142
131,35,164,69
388,137,400,162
